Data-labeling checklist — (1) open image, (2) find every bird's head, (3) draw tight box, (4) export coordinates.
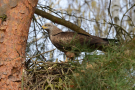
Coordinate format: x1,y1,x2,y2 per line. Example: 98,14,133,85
42,23,62,35
42,23,54,33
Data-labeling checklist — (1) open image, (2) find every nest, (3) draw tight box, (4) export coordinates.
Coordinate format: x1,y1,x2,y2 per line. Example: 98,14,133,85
23,60,77,90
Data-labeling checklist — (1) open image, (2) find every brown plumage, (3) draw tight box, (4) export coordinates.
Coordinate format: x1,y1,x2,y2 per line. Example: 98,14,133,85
42,23,111,59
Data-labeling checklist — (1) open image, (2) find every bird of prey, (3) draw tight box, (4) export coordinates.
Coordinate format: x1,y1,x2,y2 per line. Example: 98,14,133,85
42,23,116,60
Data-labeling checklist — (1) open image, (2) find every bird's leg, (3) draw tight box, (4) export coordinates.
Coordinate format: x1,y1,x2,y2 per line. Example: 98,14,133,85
65,57,69,62
65,52,75,62
64,52,69,62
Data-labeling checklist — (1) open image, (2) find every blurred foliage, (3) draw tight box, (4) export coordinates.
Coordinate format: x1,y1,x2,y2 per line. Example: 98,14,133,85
68,43,135,89
23,40,135,89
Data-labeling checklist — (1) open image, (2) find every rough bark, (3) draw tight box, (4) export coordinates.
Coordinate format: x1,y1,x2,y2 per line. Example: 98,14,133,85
0,0,38,89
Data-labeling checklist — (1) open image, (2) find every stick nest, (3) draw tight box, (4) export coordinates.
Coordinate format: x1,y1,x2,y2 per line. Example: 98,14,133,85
23,60,78,90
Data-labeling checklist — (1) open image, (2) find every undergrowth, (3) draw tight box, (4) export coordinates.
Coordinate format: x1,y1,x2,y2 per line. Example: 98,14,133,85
23,40,135,90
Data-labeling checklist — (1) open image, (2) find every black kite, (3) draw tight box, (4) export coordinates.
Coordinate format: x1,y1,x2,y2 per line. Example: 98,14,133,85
42,23,116,59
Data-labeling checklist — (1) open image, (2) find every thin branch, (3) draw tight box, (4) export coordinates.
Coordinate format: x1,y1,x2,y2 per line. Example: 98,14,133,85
120,4,135,26
107,0,113,38
35,8,91,36
26,49,56,60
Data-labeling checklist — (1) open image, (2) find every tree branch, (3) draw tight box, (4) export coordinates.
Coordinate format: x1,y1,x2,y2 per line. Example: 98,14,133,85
35,8,91,36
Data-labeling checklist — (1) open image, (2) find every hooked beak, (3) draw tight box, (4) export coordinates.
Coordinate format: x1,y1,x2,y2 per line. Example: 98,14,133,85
42,26,48,29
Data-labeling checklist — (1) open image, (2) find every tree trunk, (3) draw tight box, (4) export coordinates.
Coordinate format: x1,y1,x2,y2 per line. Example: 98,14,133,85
0,0,38,89
132,0,135,35
111,0,122,40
